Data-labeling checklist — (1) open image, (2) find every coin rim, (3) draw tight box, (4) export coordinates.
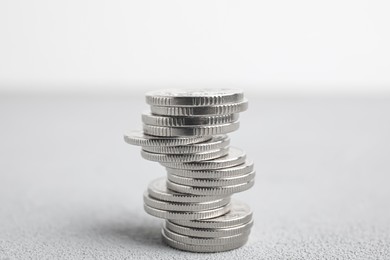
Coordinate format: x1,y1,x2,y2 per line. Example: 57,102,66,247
150,99,248,116
143,203,231,220
166,179,255,196
145,89,244,106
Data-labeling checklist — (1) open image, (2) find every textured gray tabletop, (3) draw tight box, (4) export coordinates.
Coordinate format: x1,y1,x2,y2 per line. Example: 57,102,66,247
0,94,389,259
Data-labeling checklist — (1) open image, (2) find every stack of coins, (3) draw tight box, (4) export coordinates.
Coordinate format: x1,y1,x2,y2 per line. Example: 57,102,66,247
124,89,255,253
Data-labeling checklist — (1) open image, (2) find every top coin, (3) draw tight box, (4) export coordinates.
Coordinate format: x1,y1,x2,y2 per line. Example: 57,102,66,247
145,89,244,106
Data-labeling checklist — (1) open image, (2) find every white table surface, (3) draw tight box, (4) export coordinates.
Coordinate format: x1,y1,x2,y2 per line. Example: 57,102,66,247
0,94,389,259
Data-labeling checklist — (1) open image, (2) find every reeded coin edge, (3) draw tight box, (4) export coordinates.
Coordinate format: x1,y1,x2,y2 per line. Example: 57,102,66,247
166,179,255,196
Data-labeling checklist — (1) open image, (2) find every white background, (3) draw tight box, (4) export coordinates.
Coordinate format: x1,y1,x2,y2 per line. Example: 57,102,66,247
1,0,390,94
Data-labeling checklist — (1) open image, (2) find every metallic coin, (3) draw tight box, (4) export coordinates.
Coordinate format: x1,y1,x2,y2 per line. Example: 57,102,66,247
147,177,224,203
145,89,244,106
143,122,239,137
166,160,254,178
143,192,230,212
142,135,230,154
124,130,210,147
171,200,253,229
142,112,239,127
162,229,249,253
165,219,254,238
141,147,229,163
167,179,255,196
150,99,248,116
167,171,255,187
162,225,250,245
143,203,231,220
161,147,246,170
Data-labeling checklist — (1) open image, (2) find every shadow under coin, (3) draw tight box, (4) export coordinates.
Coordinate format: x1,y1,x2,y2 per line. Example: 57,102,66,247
89,216,165,250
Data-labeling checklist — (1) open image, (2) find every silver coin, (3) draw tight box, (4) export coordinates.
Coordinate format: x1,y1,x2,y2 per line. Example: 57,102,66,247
124,130,210,147
144,192,230,212
143,203,231,220
167,171,255,187
142,112,239,127
141,147,229,163
145,89,244,106
162,229,249,253
147,177,224,203
165,219,254,238
142,135,230,154
150,99,248,116
161,147,246,170
162,225,250,245
167,179,255,196
166,160,254,178
143,122,239,137
171,200,253,229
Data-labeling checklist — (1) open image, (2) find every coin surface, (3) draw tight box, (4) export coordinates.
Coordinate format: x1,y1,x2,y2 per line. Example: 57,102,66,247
167,179,255,196
171,200,253,229
162,229,249,253
161,147,246,170
165,219,254,238
150,99,248,116
141,147,229,163
165,160,254,178
143,203,231,220
145,89,244,106
162,225,250,245
167,171,256,187
143,122,239,137
124,130,211,146
147,177,224,203
144,192,230,212
142,112,239,127
142,135,230,154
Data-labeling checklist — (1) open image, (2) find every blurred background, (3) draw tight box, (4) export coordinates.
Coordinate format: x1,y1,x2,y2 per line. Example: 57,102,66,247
1,1,390,259
1,0,390,95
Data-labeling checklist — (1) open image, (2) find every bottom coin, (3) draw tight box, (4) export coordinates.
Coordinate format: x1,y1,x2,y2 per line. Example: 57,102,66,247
161,229,249,253
162,225,250,246
165,219,253,238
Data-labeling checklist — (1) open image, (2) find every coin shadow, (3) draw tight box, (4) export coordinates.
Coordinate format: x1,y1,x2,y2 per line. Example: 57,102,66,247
92,217,165,250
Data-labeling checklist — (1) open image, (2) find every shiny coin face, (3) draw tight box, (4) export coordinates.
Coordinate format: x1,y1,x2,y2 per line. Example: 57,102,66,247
167,171,256,187
145,89,244,106
143,122,240,137
167,179,255,196
150,99,248,116
143,203,231,220
142,112,239,127
124,130,211,146
142,135,230,154
165,219,254,238
147,177,224,203
161,147,246,170
141,147,229,163
165,160,254,178
162,229,249,253
171,200,252,229
143,192,231,212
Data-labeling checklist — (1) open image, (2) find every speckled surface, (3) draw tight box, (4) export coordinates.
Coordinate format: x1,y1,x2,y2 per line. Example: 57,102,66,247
0,94,389,259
